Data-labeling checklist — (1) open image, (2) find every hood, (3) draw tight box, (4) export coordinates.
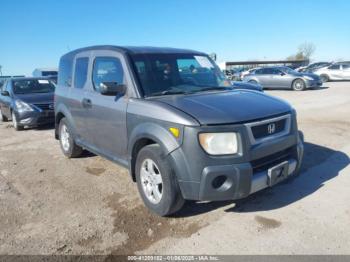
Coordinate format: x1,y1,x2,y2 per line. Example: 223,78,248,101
291,71,320,80
152,90,292,125
14,92,54,104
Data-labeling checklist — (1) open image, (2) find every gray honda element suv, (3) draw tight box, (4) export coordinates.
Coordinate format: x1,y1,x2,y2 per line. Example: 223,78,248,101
55,46,304,216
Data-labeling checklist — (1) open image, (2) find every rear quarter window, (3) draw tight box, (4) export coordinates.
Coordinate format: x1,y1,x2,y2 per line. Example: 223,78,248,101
58,56,73,87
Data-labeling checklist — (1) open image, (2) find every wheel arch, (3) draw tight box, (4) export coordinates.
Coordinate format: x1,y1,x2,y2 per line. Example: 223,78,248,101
128,123,182,182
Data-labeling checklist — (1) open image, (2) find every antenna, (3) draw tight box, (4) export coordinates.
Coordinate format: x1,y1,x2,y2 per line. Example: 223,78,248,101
0,65,2,76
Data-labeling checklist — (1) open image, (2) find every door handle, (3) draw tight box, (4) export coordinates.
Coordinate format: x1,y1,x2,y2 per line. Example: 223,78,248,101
82,98,92,108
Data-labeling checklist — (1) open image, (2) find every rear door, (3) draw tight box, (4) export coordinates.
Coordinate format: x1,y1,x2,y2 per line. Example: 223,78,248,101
83,50,129,162
70,51,92,145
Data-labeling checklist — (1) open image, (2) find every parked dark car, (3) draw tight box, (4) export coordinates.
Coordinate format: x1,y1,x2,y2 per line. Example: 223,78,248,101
0,77,55,130
55,46,304,216
243,66,322,91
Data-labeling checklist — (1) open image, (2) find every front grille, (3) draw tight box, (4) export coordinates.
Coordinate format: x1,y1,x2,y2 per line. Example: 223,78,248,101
251,118,286,139
251,147,294,174
34,103,54,111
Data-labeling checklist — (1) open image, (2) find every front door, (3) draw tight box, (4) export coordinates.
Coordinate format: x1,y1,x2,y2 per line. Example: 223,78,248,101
83,51,129,162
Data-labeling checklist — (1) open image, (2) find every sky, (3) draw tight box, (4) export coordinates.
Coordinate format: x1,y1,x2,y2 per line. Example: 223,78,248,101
0,0,349,76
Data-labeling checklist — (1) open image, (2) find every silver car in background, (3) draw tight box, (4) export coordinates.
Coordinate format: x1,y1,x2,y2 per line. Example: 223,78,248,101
243,66,322,91
314,62,350,82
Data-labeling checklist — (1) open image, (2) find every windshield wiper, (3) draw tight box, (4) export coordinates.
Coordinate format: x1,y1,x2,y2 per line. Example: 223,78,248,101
194,86,231,92
151,90,192,97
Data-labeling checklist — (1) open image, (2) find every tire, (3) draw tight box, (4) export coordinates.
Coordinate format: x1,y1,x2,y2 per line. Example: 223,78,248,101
12,111,23,131
320,74,329,83
0,108,8,122
292,79,306,91
135,144,185,216
58,118,83,158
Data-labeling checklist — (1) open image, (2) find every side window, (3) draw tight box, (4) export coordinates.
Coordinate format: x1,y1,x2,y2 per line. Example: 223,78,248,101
58,57,73,86
271,68,281,75
328,64,340,70
74,57,89,89
254,69,263,75
92,57,125,92
342,64,350,70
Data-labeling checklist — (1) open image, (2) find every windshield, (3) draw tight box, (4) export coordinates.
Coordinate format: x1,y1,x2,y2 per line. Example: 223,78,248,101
13,79,55,94
130,53,232,97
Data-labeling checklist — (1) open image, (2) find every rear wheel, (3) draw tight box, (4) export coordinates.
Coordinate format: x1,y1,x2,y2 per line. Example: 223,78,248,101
292,79,306,91
136,144,185,216
0,108,8,122
12,111,23,131
58,118,83,158
320,74,329,83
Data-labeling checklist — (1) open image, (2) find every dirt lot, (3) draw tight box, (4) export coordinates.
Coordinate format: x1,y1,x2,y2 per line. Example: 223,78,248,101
0,82,349,255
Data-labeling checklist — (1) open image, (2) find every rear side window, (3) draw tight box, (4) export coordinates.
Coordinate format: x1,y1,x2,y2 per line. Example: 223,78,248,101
92,57,125,92
58,56,73,86
342,64,350,70
74,57,89,89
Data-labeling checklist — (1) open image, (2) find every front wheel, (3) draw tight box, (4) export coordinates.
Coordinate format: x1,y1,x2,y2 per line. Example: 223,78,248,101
12,111,23,131
58,118,83,158
136,144,185,216
292,79,306,91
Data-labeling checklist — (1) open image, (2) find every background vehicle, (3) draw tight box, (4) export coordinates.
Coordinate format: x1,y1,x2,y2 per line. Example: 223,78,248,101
33,68,58,83
0,77,55,130
240,67,260,80
243,66,322,91
295,62,331,73
314,62,350,82
55,45,303,216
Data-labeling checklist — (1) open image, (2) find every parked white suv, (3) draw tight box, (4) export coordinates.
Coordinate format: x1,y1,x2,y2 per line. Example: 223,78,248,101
314,62,350,82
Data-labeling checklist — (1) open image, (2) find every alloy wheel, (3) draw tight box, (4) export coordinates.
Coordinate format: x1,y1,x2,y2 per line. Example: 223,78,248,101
140,158,163,204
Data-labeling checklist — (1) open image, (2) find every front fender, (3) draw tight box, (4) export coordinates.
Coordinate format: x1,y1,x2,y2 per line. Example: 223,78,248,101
128,122,183,157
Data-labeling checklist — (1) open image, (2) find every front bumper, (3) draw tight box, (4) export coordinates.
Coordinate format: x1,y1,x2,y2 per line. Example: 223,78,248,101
305,79,323,88
15,110,55,127
169,113,304,201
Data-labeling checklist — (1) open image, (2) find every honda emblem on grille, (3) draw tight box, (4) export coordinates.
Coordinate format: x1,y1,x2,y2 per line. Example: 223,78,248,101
267,123,276,134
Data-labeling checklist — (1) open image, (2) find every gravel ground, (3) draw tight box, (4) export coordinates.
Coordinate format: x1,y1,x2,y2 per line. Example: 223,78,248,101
0,82,349,255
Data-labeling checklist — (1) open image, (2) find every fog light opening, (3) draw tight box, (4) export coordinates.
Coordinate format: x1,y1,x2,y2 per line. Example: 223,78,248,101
212,175,227,189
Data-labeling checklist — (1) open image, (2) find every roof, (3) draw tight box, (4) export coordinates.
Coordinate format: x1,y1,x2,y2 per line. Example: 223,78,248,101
61,45,206,58
8,76,54,81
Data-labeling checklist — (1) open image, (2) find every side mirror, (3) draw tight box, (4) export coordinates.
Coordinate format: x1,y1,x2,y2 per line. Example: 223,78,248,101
280,72,286,76
1,90,10,96
99,82,126,96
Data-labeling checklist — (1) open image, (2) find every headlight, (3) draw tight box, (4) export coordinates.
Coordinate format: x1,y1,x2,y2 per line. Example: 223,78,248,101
15,100,34,113
199,132,238,155
303,76,314,81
